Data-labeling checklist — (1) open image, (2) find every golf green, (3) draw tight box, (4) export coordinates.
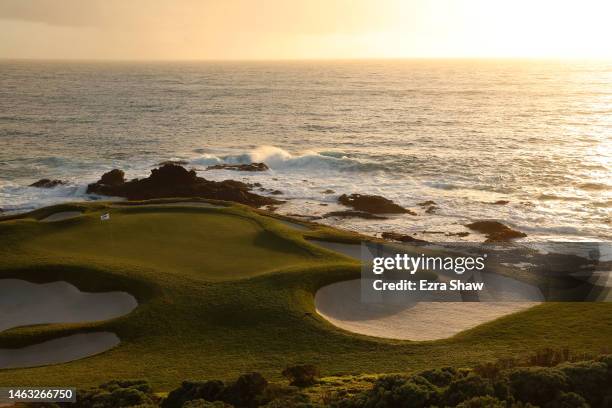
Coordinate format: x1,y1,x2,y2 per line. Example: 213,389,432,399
0,200,610,390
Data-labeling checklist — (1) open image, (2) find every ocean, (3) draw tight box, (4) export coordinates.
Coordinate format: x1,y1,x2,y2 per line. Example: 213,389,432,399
0,59,610,241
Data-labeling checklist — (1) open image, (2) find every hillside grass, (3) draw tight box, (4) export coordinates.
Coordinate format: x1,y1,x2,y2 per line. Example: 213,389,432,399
0,200,610,390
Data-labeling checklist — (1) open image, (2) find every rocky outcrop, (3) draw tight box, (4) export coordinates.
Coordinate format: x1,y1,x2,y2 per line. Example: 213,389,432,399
29,179,66,188
99,169,126,186
381,232,428,243
465,221,527,242
86,164,282,208
323,210,388,220
322,189,335,194
206,163,269,172
338,194,413,214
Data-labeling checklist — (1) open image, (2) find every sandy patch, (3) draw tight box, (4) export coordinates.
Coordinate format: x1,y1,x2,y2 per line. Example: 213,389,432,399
40,211,82,222
0,279,137,332
315,279,540,341
0,332,119,369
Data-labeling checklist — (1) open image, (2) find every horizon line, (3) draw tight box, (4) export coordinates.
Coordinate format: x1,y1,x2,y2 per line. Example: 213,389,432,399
2,56,611,63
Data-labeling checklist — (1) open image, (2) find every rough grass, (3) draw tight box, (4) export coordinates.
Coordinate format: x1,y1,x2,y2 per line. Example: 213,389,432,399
0,200,610,390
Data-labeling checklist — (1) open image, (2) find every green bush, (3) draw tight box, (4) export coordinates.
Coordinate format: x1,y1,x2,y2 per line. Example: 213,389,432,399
455,395,506,408
558,360,609,406
162,380,225,408
181,400,232,408
508,367,569,407
219,372,268,408
74,380,157,408
443,375,494,406
418,366,460,387
282,364,320,387
545,392,589,408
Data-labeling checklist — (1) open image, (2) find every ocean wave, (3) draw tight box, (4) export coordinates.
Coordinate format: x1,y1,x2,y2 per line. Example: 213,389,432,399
191,146,383,172
578,182,610,191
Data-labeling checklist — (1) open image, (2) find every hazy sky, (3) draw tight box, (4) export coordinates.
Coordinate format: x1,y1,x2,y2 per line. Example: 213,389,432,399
1,0,611,60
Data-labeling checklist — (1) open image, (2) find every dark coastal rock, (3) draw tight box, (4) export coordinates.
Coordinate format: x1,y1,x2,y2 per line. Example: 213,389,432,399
446,231,470,237
86,164,282,208
466,220,527,242
99,169,126,186
490,200,510,205
206,162,269,172
270,190,283,195
323,210,388,220
425,206,437,214
322,189,335,194
417,200,436,207
381,232,428,244
29,179,66,188
338,193,413,214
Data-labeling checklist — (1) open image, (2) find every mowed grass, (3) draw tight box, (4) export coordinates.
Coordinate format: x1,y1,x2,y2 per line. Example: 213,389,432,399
0,200,610,390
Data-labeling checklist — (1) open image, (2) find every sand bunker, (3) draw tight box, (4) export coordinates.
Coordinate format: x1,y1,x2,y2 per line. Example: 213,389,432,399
315,279,540,341
40,211,82,222
0,332,119,369
0,280,135,369
0,279,137,332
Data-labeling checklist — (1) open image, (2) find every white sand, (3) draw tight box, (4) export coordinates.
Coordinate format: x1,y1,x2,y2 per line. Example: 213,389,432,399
40,211,82,222
0,279,137,333
315,279,540,341
0,332,119,369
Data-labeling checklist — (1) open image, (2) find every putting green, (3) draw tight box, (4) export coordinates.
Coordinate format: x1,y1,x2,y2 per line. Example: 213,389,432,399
0,200,610,390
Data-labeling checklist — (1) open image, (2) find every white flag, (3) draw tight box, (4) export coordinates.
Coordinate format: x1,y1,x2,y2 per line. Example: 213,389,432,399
100,212,110,221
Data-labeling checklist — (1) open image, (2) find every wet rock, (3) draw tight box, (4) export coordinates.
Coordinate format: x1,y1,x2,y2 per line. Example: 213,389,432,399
86,164,282,208
425,206,437,214
338,193,412,214
270,190,283,195
265,205,278,212
323,210,388,220
206,162,269,172
417,200,436,207
446,231,470,237
322,189,335,194
98,169,126,186
381,232,428,243
465,220,527,242
29,179,66,188
490,200,510,205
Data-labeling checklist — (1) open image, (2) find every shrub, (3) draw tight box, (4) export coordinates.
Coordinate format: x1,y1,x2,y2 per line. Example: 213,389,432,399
330,374,439,408
508,367,569,407
558,360,609,406
182,400,232,408
219,372,268,408
443,375,494,406
545,392,589,408
162,380,225,408
73,380,157,408
456,395,506,408
282,364,320,387
418,366,460,387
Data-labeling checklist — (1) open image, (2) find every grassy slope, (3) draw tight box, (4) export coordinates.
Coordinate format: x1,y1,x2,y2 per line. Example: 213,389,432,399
0,200,610,390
